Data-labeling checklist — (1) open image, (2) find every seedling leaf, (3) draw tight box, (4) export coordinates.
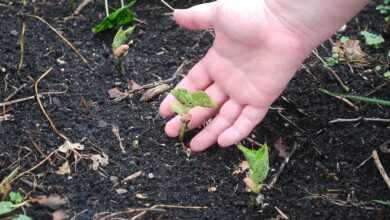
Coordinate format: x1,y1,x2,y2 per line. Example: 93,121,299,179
12,215,32,220
171,89,194,108
9,192,23,204
191,91,217,108
373,200,390,207
171,102,189,115
92,0,137,33
360,31,385,46
112,26,135,50
0,201,14,215
237,144,269,193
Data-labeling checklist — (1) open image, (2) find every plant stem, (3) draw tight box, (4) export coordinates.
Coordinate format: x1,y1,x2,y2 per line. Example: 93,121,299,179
179,121,187,143
320,88,390,106
104,0,109,17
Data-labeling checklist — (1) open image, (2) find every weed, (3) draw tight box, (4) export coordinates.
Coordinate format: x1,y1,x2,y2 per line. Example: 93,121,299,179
237,144,269,193
171,89,216,142
360,31,385,48
319,88,390,106
0,191,31,220
376,0,390,21
93,0,137,33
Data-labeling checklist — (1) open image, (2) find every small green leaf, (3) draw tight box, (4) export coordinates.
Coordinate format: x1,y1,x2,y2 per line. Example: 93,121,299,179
12,215,32,220
360,31,385,46
384,71,390,79
373,200,390,207
112,26,135,50
171,102,190,115
92,0,137,33
9,192,23,204
339,36,350,43
0,201,14,215
171,89,194,107
191,91,216,108
237,144,269,189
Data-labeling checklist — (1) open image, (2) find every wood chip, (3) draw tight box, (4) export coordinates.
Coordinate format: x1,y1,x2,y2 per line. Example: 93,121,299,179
123,171,143,182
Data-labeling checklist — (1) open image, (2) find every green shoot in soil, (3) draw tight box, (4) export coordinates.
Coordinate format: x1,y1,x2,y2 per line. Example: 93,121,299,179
171,89,216,142
319,88,390,106
112,26,134,51
237,143,269,193
376,0,390,21
360,31,385,48
0,191,30,219
93,0,137,33
373,200,390,207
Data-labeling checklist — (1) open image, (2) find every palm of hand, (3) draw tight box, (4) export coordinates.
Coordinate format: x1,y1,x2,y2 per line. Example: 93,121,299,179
160,0,311,151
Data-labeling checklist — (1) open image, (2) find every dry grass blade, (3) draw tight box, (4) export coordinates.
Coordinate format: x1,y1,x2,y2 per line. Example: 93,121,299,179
17,21,26,72
34,67,69,141
372,150,390,189
0,90,67,108
131,204,208,220
73,0,94,15
160,0,175,11
27,15,88,64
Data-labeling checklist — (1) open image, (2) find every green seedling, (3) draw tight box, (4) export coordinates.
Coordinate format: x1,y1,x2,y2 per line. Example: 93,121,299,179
93,0,137,33
373,200,390,207
376,0,390,21
384,71,390,79
0,191,30,219
360,31,385,48
171,89,216,142
319,88,390,106
324,54,339,67
112,26,135,51
237,144,269,193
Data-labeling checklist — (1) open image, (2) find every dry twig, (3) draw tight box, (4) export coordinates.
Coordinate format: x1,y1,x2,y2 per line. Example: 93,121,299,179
372,150,390,189
329,117,390,124
160,0,175,11
17,21,27,72
27,15,88,64
0,90,67,108
73,0,94,15
131,204,208,220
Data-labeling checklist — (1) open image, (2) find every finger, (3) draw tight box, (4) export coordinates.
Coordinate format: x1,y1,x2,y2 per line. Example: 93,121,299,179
218,105,268,147
174,2,218,30
159,61,212,118
190,100,242,152
164,83,228,138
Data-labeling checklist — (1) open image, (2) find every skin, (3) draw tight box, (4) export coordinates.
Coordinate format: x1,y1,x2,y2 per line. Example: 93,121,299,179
159,0,370,152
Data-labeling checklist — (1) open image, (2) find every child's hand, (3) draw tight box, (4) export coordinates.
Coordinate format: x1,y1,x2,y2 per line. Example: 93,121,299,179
159,0,367,151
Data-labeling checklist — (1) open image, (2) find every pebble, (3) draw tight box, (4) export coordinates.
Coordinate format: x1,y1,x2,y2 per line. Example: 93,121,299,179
147,173,154,179
10,30,18,36
1,67,6,73
110,176,119,184
115,188,128,195
98,120,108,128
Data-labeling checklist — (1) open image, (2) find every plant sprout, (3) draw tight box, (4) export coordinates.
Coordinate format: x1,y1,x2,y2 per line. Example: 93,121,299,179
237,143,269,193
360,31,385,48
0,191,31,220
171,89,216,142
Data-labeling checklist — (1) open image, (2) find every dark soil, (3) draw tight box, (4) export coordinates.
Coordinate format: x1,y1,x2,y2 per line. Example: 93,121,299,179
0,0,389,219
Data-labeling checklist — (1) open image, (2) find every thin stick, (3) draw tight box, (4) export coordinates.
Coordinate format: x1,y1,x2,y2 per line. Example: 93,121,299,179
73,0,94,15
120,0,125,8
312,50,350,92
11,150,57,183
4,83,27,101
34,68,69,141
372,150,390,189
27,15,88,64
319,88,359,110
104,0,109,17
0,91,67,108
266,143,298,190
17,21,26,72
97,208,166,220
160,0,175,11
329,117,390,124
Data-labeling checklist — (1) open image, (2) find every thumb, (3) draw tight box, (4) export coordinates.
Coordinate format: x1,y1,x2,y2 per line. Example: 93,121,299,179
173,2,218,30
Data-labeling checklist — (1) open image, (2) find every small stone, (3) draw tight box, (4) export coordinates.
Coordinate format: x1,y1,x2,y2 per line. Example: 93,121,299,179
116,188,128,195
147,173,154,179
52,97,61,106
110,176,119,184
0,67,6,73
98,120,108,128
10,30,18,36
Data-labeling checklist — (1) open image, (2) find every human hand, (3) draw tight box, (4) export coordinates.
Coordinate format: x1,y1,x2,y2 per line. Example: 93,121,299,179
159,0,314,152
160,0,369,152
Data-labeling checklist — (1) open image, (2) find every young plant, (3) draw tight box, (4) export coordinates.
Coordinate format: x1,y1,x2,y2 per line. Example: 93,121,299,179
376,0,390,21
171,89,216,142
112,26,135,59
93,0,137,33
360,31,385,48
0,191,31,220
237,143,269,193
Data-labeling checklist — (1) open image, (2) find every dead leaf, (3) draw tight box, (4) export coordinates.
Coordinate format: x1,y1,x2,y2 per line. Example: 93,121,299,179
113,44,129,58
108,87,127,99
58,141,84,154
232,161,250,175
342,40,366,63
30,194,68,209
89,153,109,171
274,138,288,159
140,84,171,102
128,80,142,91
56,161,71,175
208,186,217,192
53,209,70,220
